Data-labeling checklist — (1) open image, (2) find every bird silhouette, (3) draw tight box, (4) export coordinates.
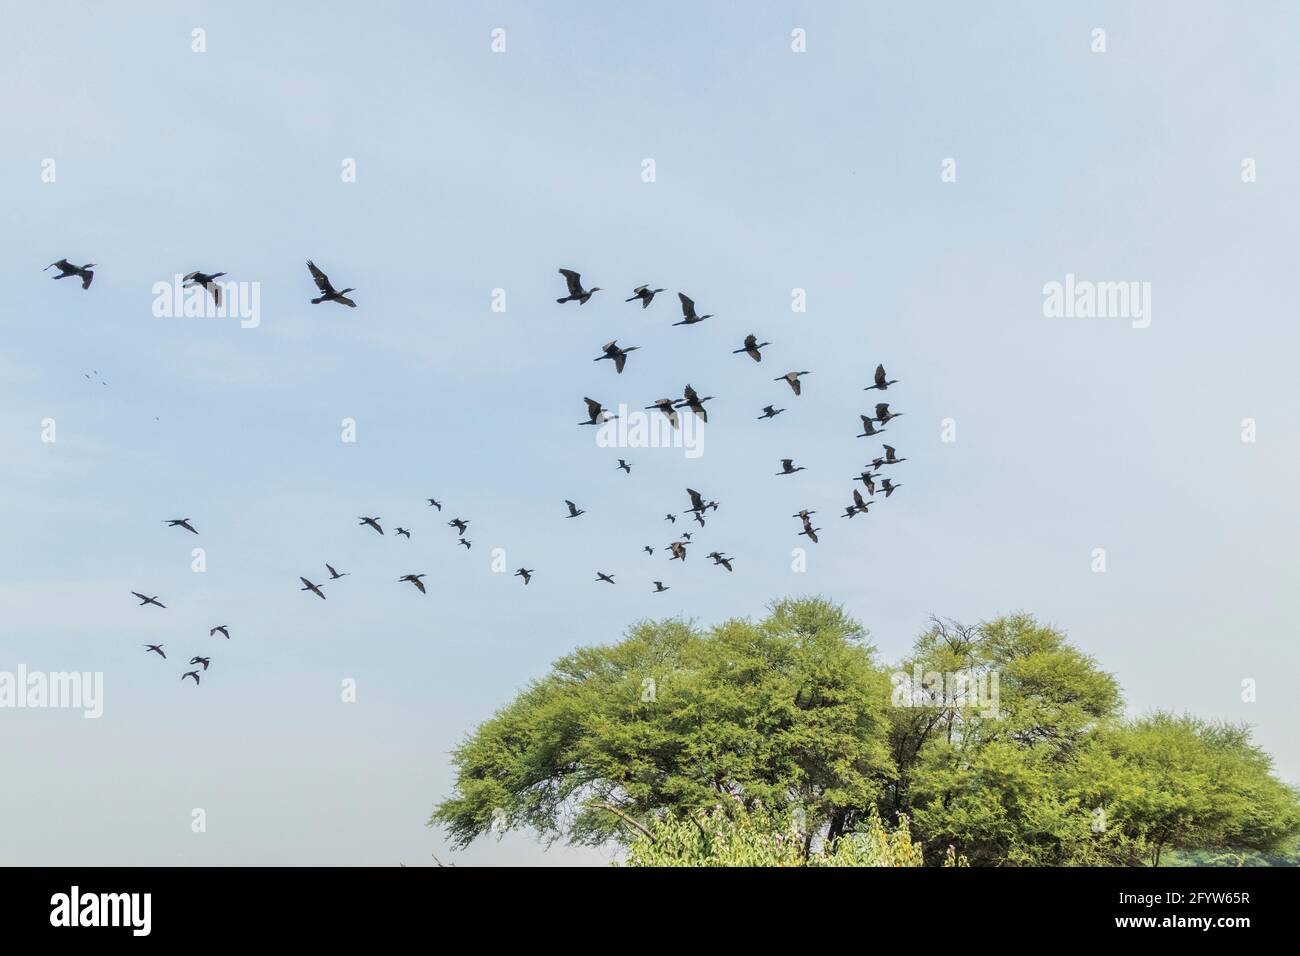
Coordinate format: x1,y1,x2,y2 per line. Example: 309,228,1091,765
851,472,877,495
131,592,165,608
672,293,712,326
45,259,95,289
564,500,586,518
189,656,211,671
359,516,384,535
307,260,356,307
209,625,230,639
684,488,708,515
580,397,618,425
776,458,807,476
165,518,199,534
182,671,201,685
395,527,412,539
625,285,664,308
458,538,472,549
776,371,810,395
880,478,903,498
707,552,734,572
643,545,655,556
427,498,442,510
858,416,886,438
595,571,616,584
144,644,166,659
617,459,631,474
883,444,907,465
557,269,601,305
865,364,898,391
652,581,670,593
668,541,688,562
399,573,427,594
733,334,770,362
646,398,679,429
875,403,902,424
448,518,469,535
595,340,639,374
758,405,785,420
675,384,713,423
182,270,227,306
514,568,534,585
664,513,677,524
798,518,821,544
299,577,326,600
326,563,348,579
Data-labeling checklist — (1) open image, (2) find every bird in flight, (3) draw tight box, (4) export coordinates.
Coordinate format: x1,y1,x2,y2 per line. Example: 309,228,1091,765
395,527,412,539
183,270,227,306
448,518,469,535
210,625,230,640
675,384,713,423
664,513,676,524
165,518,199,534
643,545,655,556
131,592,165,608
595,340,639,374
625,285,664,308
182,671,201,685
45,259,95,289
776,458,807,476
865,364,899,391
880,478,903,498
307,260,357,307
646,398,680,429
668,541,688,562
858,416,887,438
758,405,785,420
189,656,211,671
798,516,821,544
580,397,617,425
557,269,601,305
326,563,348,580
652,581,670,593
842,489,872,518
733,334,770,363
595,571,616,584
883,444,907,465
359,516,384,535
707,552,734,572
851,472,877,495
672,293,712,326
792,508,816,521
685,488,708,515
514,568,534,585
776,371,811,395
875,403,902,424
144,644,166,659
617,459,631,474
564,500,586,518
458,538,472,549
399,573,427,594
427,498,442,510
299,577,326,600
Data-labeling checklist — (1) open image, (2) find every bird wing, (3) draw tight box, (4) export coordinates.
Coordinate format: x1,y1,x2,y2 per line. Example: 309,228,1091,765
875,364,887,386
876,404,889,418
614,352,626,374
687,488,704,511
678,292,694,316
584,397,602,420
414,578,426,593
307,260,336,295
559,269,582,296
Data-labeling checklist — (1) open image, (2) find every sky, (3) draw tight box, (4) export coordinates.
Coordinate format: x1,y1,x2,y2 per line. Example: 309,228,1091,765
1,1,1297,866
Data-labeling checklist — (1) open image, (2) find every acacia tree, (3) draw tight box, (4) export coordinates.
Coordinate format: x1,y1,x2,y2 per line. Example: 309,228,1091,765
432,598,894,850
431,599,1299,865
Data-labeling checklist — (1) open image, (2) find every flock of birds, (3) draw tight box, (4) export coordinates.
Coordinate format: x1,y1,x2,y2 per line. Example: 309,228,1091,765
47,259,908,687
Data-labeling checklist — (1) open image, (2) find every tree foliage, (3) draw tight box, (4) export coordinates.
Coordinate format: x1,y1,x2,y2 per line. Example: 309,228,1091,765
431,599,1299,866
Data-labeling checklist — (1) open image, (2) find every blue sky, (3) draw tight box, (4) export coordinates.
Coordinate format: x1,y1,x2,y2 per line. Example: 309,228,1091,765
2,1,1297,865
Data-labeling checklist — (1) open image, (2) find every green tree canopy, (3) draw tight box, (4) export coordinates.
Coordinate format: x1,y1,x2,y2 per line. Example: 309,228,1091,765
430,599,1299,866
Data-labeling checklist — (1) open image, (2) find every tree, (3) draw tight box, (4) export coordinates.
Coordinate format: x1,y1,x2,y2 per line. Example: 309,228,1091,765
430,599,1300,866
431,598,894,850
